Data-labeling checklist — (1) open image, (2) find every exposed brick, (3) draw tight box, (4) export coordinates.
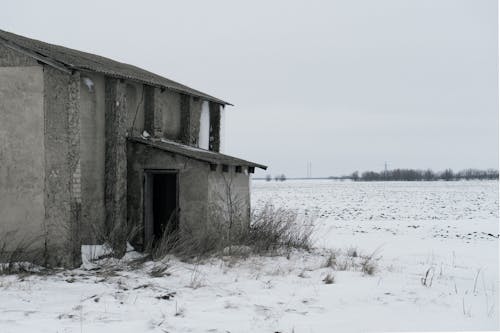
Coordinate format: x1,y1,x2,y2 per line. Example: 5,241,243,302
67,71,82,265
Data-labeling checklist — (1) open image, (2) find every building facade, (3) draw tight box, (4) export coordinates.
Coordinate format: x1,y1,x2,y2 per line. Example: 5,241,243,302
0,30,266,266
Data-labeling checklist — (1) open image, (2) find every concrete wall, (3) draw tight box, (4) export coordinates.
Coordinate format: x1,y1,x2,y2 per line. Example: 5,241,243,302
141,87,215,150
126,82,145,136
207,166,251,230
158,89,182,140
0,44,81,266
43,66,81,266
127,142,210,249
0,65,45,245
80,73,106,242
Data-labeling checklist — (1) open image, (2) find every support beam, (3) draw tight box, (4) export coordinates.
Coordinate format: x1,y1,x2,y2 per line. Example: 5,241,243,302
180,93,191,144
104,77,128,255
209,102,221,152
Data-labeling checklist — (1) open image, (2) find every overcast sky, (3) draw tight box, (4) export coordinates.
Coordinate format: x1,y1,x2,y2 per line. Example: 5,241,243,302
1,0,498,177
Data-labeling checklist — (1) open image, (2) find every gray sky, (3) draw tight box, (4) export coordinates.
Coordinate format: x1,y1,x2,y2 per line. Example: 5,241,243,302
1,0,498,177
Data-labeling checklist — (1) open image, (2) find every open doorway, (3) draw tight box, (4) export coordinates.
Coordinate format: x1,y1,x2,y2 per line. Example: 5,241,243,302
144,170,179,247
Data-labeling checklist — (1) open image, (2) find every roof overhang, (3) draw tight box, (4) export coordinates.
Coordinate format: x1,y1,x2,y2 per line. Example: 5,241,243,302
128,137,267,170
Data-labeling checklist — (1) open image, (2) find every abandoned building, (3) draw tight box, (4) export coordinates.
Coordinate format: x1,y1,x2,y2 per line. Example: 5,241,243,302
0,29,266,266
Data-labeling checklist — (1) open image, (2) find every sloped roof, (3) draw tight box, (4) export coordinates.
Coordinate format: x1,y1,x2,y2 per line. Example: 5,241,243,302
0,29,230,105
129,137,267,170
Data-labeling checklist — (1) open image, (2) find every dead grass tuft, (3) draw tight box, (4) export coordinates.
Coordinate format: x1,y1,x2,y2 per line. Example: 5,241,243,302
0,230,45,275
148,203,314,261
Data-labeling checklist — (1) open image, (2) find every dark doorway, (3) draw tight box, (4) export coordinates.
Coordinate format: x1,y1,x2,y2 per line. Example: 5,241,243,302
144,170,179,247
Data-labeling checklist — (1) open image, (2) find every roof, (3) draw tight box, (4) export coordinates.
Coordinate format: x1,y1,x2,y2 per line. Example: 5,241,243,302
0,29,231,105
129,137,267,170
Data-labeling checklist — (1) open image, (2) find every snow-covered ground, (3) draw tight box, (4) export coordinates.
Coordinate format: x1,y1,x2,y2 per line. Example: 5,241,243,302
0,180,498,332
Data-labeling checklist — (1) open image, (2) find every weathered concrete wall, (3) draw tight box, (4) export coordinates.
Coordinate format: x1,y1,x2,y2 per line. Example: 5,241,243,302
43,66,82,266
142,87,213,148
67,71,83,266
80,73,106,242
0,44,81,266
126,82,145,137
157,89,182,141
207,166,251,230
0,65,45,246
127,142,210,249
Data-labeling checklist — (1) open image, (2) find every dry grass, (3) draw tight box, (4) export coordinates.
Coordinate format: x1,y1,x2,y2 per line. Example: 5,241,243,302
0,230,44,275
145,202,314,261
324,248,381,276
247,204,314,254
90,220,141,259
323,273,335,284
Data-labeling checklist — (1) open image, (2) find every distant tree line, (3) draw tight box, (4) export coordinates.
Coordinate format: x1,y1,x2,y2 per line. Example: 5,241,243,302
349,168,499,181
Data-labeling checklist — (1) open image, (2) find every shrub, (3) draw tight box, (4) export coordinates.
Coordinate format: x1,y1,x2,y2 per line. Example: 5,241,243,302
347,247,358,258
246,204,314,254
147,203,314,260
359,249,381,276
325,251,337,267
360,256,377,275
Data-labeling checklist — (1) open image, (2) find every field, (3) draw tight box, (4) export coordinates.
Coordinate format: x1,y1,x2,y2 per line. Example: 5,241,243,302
0,180,498,332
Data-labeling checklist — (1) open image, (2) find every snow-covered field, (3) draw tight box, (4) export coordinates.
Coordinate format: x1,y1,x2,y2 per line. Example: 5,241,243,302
0,180,498,332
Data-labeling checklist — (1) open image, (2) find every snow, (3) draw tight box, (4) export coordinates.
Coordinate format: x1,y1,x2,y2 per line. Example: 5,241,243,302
198,101,209,149
81,244,113,269
82,77,94,92
0,180,498,332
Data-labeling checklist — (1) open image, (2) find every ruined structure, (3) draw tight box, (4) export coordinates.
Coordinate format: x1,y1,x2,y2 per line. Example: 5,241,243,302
0,30,266,266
